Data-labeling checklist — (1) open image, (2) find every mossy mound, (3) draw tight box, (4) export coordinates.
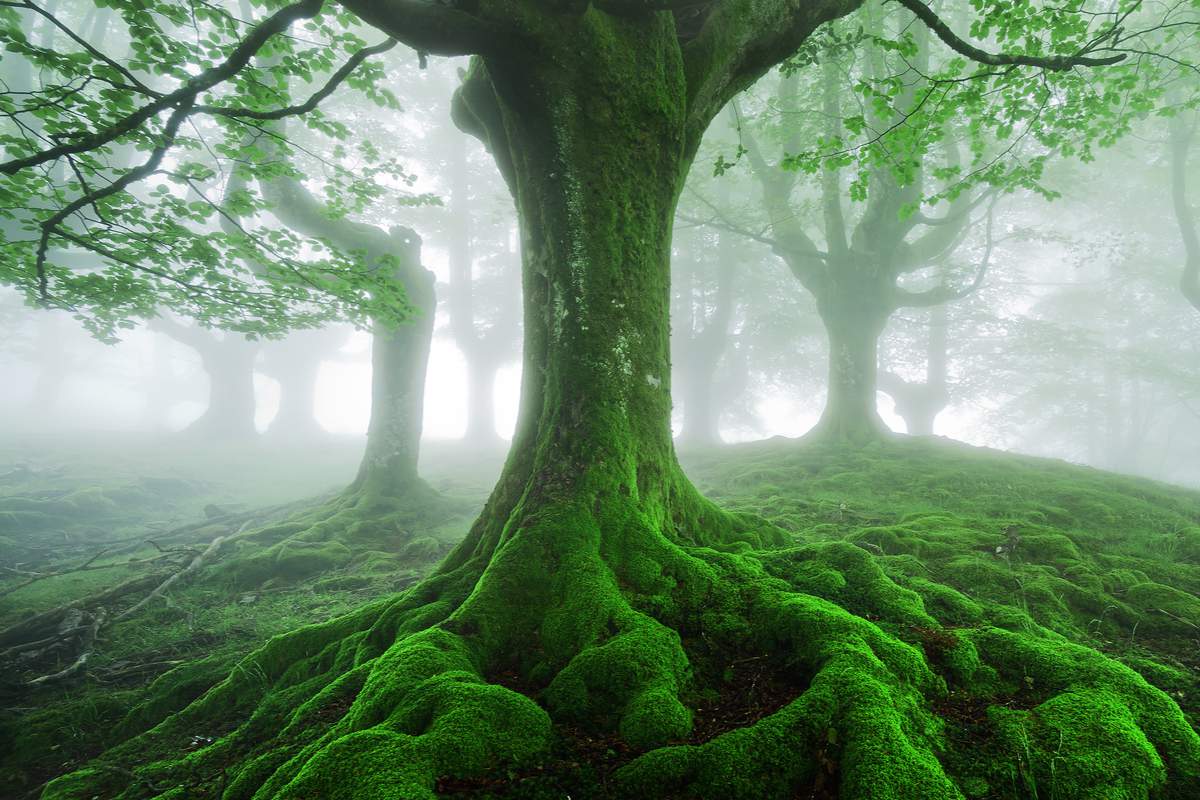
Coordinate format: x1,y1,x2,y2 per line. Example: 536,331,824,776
685,437,1200,728
33,438,1200,800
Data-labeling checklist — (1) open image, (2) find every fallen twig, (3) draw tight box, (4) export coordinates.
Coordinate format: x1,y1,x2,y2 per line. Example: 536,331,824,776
27,608,106,686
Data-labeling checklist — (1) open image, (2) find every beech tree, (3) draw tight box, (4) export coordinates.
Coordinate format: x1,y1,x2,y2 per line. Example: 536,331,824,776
4,0,1199,798
1170,110,1200,311
150,317,261,438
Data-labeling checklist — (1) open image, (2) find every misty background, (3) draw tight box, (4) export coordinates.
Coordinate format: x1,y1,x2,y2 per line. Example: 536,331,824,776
1,51,1197,489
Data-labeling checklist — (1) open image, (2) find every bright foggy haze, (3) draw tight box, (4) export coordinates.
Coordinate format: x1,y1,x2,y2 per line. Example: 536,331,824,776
1,47,1197,491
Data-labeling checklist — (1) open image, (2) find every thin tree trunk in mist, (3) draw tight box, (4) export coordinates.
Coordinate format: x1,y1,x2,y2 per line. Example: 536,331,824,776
261,336,331,439
353,234,436,495
880,303,950,436
447,133,503,446
152,320,259,439
676,233,737,447
1169,113,1200,312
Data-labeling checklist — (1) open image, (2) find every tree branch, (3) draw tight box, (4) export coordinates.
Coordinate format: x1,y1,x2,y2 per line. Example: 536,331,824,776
1,0,324,176
892,0,1127,70
893,196,998,308
195,37,399,121
336,0,523,56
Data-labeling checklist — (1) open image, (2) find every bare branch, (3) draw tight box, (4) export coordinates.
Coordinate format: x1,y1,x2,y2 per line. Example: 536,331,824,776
893,196,999,308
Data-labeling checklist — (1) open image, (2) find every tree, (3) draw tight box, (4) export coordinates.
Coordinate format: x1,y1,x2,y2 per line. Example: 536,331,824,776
150,317,261,438
673,229,739,446
1170,110,1200,311
7,1,1199,798
258,144,437,499
726,22,1005,442
878,301,950,436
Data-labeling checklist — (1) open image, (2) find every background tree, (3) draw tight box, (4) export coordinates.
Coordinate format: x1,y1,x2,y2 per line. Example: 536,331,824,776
3,1,1197,798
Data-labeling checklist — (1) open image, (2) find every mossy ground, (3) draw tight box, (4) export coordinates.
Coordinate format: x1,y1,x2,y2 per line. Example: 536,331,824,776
7,435,1199,800
0,435,502,794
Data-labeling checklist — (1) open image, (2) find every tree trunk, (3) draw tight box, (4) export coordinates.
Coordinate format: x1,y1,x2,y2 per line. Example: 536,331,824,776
187,338,259,439
677,356,721,446
446,130,506,447
352,231,437,496
463,354,501,445
676,233,736,448
268,356,322,438
881,303,949,436
438,25,784,704
810,284,891,442
262,336,327,439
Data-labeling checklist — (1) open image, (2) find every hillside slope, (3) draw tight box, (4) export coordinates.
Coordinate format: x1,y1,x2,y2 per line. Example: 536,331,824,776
11,436,1200,800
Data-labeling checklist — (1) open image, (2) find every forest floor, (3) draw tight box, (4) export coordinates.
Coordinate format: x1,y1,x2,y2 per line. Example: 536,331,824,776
0,432,505,795
1,434,1198,799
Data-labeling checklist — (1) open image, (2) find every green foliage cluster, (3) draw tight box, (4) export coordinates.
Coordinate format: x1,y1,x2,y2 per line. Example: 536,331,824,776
0,1,420,341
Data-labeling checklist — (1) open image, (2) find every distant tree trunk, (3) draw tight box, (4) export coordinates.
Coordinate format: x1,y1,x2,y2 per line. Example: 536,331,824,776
676,233,736,447
151,320,259,439
262,167,437,497
353,232,437,495
190,338,259,439
879,303,950,436
267,353,323,438
1169,113,1200,312
463,356,500,444
447,133,504,447
809,279,891,442
261,334,332,439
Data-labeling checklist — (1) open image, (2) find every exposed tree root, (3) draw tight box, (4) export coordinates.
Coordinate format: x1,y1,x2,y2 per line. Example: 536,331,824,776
37,475,1200,800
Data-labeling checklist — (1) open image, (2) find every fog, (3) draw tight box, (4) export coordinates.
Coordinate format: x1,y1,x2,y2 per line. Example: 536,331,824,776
2,3,1199,796
2,51,1196,486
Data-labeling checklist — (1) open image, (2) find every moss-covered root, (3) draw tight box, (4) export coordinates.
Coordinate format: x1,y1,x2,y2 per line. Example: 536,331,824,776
969,627,1200,800
38,489,1200,800
617,573,960,800
228,628,551,800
